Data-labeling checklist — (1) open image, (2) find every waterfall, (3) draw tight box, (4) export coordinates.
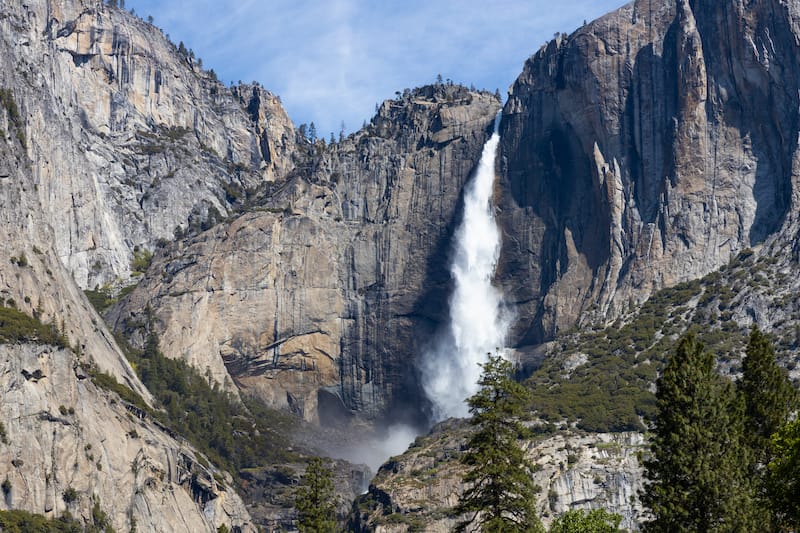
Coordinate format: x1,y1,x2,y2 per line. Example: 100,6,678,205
421,115,509,421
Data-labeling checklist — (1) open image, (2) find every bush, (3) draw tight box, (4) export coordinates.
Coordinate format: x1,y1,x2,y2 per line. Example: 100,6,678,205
0,509,85,532
0,306,69,348
62,487,78,504
131,249,153,274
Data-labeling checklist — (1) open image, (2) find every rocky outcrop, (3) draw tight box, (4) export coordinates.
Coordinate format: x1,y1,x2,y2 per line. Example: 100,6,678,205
0,0,295,289
351,420,646,531
0,344,253,532
111,85,502,425
498,0,800,347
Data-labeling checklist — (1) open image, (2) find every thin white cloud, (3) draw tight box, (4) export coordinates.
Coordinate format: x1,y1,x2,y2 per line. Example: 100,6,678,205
130,0,626,134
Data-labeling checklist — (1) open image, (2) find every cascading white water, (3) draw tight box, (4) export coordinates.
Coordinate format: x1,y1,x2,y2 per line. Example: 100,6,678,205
421,115,509,421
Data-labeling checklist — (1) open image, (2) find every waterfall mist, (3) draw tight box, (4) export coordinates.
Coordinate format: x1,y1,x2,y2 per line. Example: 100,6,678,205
421,117,510,421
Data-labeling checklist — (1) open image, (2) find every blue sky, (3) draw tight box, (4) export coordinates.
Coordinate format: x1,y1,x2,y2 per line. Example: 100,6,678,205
127,0,626,135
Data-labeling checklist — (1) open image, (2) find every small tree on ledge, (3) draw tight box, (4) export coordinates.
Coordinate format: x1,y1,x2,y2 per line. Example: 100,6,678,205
295,456,338,533
454,353,543,533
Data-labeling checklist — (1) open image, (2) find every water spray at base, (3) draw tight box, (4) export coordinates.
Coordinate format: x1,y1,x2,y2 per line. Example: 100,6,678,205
421,115,509,421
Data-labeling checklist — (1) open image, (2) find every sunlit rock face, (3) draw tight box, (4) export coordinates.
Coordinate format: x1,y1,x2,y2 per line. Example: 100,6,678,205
0,6,256,527
498,0,800,348
111,86,502,425
0,0,295,290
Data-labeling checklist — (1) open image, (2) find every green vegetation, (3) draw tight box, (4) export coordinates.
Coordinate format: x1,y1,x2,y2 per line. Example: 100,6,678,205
86,367,151,414
84,287,117,314
641,334,757,531
549,509,623,532
0,510,84,533
62,487,78,504
116,329,298,478
90,496,114,533
739,327,798,529
525,263,760,433
0,88,25,148
85,284,140,314
294,457,338,533
130,249,153,275
0,305,69,348
767,419,800,529
455,355,543,532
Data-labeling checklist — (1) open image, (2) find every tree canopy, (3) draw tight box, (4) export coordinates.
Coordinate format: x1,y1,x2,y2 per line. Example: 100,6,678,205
455,354,543,533
641,334,756,532
295,457,338,533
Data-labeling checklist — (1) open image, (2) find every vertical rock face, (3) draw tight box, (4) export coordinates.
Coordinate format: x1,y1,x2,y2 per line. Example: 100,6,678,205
498,0,800,346
0,72,255,531
0,0,295,289
111,86,501,425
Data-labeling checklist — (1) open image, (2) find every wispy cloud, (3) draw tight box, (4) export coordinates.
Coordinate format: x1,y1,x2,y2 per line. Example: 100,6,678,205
129,0,625,135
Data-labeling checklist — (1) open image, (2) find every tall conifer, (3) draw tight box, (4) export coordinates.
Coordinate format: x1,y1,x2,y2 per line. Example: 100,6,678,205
739,326,797,461
739,326,798,530
454,354,543,533
295,457,338,533
641,334,756,532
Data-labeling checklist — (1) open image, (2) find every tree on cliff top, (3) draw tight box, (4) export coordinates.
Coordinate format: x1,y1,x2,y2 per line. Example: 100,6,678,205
454,354,543,533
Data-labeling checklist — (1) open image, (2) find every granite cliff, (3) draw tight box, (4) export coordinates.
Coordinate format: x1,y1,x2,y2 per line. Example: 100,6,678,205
0,46,255,530
498,0,800,348
110,85,501,426
1,0,295,291
3,0,800,530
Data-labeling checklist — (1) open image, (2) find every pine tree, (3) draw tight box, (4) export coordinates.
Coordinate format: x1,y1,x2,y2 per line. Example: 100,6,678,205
295,457,337,533
766,419,800,530
738,327,797,529
454,354,543,533
641,334,756,532
739,326,797,462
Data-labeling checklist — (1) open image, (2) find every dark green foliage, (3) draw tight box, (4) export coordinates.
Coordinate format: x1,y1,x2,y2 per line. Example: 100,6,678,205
295,457,337,533
455,355,543,533
739,327,797,461
549,509,624,532
526,273,754,433
2,477,10,495
90,496,114,533
0,510,84,532
0,306,69,348
62,487,78,504
641,334,756,532
0,421,7,444
84,287,117,314
767,419,800,529
0,88,25,148
86,368,151,414
738,327,797,529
